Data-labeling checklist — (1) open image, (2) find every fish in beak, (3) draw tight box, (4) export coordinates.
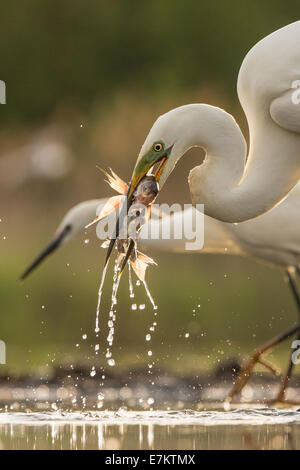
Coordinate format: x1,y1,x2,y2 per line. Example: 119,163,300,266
20,224,71,280
104,143,172,268
88,167,160,279
127,145,172,199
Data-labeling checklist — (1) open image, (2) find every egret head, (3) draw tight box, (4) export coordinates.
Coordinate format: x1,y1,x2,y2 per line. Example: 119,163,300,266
20,199,103,280
128,140,173,199
106,105,203,267
128,105,198,198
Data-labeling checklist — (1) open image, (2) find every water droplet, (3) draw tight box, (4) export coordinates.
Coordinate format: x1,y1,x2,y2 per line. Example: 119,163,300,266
108,358,115,367
82,334,87,340
131,304,137,310
146,334,151,341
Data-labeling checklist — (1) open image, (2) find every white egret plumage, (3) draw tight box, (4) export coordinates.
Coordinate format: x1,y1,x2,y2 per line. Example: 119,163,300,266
21,182,300,403
127,22,300,223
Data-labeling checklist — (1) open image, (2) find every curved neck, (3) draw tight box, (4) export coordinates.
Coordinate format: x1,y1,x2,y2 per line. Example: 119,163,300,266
161,104,300,222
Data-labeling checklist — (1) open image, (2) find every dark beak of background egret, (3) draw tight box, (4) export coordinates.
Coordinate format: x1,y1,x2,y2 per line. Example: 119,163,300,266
20,225,71,281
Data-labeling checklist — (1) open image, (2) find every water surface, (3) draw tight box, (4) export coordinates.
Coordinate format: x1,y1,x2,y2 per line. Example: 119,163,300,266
0,408,299,450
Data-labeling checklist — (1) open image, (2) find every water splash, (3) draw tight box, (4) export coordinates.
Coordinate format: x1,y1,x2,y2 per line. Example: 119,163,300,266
142,281,157,311
105,260,122,367
94,244,158,380
95,263,108,334
128,264,135,299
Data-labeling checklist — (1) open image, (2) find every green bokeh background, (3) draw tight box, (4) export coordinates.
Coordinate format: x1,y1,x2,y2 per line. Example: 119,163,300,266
0,1,299,376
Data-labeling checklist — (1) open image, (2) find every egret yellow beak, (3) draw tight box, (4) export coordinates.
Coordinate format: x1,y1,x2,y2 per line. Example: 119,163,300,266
127,144,172,199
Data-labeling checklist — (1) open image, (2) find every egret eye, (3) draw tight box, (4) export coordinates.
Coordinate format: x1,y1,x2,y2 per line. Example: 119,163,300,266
153,142,163,152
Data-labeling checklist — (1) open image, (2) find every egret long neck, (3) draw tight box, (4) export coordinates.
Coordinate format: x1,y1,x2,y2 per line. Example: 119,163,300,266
165,104,300,223
232,117,300,221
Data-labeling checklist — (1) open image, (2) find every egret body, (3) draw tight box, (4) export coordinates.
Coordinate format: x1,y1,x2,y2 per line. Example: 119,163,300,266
128,22,300,223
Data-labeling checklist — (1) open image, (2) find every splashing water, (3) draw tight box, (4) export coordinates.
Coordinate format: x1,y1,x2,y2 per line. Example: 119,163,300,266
142,280,157,311
93,239,158,382
105,260,122,367
131,279,159,385
128,264,135,299
95,263,108,334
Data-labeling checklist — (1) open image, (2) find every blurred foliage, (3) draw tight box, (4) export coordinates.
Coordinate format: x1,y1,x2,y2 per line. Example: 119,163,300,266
0,0,300,124
0,2,299,375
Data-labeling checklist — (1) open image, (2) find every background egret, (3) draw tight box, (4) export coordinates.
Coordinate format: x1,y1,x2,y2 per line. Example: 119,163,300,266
21,182,300,402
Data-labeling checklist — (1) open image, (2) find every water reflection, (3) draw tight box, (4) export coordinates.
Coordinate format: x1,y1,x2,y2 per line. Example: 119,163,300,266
0,409,299,450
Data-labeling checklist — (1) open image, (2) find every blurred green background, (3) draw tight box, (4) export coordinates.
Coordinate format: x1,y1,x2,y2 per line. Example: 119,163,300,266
0,1,299,376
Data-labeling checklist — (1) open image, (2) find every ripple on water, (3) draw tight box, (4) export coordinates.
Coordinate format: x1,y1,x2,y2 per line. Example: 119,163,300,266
0,408,300,426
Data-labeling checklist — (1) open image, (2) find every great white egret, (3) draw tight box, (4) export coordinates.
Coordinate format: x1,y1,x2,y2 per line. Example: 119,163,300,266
21,183,300,403
127,22,300,224
20,199,102,280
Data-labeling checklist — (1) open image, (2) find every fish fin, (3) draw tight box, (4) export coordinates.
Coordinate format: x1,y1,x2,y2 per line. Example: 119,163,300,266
97,166,128,195
85,195,125,228
109,168,129,195
130,250,157,282
136,251,157,266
